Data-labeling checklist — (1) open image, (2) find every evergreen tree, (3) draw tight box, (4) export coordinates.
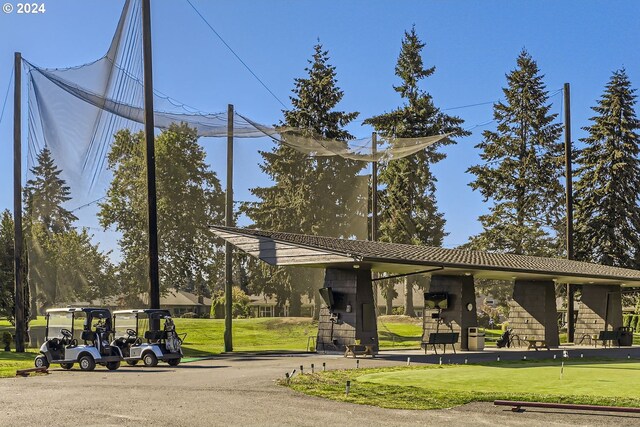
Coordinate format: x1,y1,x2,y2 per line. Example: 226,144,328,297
99,123,225,299
364,27,468,316
246,43,364,315
25,147,77,234
574,69,640,268
24,147,78,311
24,148,113,309
467,50,564,257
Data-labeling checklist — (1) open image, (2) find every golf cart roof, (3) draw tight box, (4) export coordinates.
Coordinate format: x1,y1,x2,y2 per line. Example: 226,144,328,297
112,309,172,317
46,307,111,317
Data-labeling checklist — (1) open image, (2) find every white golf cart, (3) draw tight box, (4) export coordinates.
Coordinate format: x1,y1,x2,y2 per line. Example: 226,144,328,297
112,309,184,367
35,308,123,371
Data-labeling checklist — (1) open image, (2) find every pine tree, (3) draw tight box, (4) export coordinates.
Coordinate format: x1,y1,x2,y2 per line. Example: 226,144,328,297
467,50,564,257
246,43,363,315
99,123,225,299
25,147,78,311
25,147,77,234
364,27,468,316
574,69,640,268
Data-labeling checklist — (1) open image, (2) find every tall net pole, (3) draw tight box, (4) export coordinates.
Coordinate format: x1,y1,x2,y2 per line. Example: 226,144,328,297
13,52,25,353
564,82,575,343
371,132,378,306
224,104,234,352
371,132,378,242
142,0,160,312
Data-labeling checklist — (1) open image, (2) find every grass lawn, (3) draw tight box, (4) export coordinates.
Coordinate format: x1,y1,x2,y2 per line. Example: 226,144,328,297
286,360,640,410
0,350,40,377
176,315,423,356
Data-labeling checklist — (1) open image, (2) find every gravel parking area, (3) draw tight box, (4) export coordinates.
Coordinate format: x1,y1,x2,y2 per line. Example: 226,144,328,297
1,353,639,426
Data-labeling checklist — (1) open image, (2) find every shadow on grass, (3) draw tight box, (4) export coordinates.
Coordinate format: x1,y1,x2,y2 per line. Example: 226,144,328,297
377,331,422,344
181,345,218,355
175,364,229,369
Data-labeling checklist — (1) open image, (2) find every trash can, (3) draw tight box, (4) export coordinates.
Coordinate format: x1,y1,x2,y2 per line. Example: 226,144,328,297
468,327,485,351
618,326,633,347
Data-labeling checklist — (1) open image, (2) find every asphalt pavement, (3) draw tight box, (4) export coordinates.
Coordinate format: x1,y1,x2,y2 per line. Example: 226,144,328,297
1,351,640,427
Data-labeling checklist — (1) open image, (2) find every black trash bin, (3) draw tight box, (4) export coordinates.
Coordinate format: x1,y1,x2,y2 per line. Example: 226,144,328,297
618,326,633,346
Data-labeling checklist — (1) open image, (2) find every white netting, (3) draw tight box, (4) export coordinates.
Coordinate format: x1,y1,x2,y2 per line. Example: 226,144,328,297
21,0,449,331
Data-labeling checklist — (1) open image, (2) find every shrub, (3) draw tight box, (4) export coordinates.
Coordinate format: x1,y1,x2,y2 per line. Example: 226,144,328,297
632,315,640,332
623,314,631,328
2,331,12,351
392,306,405,315
211,287,250,319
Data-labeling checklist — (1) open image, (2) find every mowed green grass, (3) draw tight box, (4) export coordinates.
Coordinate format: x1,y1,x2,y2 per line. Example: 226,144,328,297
175,316,423,356
286,361,640,409
0,350,40,377
359,361,640,397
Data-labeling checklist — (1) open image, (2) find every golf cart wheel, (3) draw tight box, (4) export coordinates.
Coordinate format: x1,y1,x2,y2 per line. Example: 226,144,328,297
167,358,180,367
79,355,96,371
60,363,74,370
126,360,139,366
106,361,120,371
34,355,49,369
143,352,158,367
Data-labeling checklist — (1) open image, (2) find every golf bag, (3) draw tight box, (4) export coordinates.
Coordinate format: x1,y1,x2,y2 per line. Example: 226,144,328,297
164,317,182,353
496,329,511,348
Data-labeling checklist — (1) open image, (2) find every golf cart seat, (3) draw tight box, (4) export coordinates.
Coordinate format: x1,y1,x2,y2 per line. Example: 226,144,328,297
81,330,96,342
144,330,167,341
48,338,62,351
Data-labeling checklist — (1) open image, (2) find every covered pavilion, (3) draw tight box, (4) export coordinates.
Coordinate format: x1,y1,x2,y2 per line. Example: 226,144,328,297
211,226,640,353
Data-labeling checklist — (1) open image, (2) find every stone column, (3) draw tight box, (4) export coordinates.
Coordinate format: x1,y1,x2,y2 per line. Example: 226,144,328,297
508,280,559,347
575,285,622,341
316,268,377,353
422,275,477,351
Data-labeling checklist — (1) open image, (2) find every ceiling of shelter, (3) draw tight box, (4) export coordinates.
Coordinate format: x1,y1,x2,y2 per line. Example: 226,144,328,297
211,226,640,287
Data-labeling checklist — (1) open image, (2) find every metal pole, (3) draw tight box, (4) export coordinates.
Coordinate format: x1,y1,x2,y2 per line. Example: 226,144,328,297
371,133,378,306
142,0,160,312
371,132,378,242
13,52,25,353
564,82,575,343
224,104,234,352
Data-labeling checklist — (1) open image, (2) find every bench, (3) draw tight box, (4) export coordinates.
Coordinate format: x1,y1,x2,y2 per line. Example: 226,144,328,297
526,339,549,351
422,332,459,355
594,330,621,348
344,344,375,358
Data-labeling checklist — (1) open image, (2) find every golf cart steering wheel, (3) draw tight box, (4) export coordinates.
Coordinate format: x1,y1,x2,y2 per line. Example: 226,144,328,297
61,329,73,339
126,329,137,337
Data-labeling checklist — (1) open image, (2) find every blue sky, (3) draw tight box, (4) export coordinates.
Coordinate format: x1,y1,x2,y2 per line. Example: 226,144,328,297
0,0,639,248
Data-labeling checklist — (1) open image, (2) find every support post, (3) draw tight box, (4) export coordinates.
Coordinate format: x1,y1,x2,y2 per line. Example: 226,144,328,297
13,52,25,352
564,83,575,343
371,132,378,242
371,133,378,305
142,0,160,313
224,104,234,352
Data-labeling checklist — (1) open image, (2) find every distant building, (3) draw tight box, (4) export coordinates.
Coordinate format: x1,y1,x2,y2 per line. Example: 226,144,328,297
159,289,212,317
